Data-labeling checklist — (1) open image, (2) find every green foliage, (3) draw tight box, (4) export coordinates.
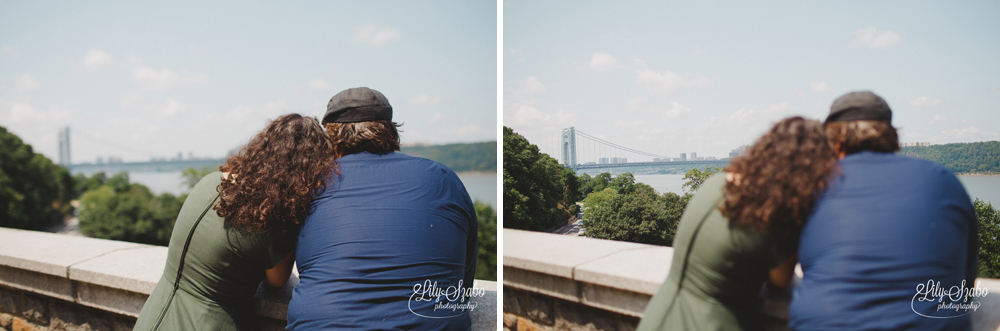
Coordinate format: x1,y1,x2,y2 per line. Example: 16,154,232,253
583,192,676,246
77,172,185,246
474,201,497,281
401,141,497,173
503,127,574,231
976,198,1000,278
900,141,1000,173
182,166,217,190
0,126,74,230
581,171,708,246
584,188,618,208
682,166,723,193
73,172,108,198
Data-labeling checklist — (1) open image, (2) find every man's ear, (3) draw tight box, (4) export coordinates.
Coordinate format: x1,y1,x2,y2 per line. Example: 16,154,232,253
835,142,846,160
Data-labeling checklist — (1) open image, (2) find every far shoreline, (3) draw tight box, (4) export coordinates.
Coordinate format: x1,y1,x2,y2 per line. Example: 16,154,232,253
957,173,1000,177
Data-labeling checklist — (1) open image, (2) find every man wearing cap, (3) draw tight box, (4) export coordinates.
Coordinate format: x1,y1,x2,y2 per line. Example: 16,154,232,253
286,87,478,330
788,91,978,330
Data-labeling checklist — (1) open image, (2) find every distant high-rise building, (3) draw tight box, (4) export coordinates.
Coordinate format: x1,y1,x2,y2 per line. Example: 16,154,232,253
691,152,697,160
730,144,750,158
680,153,687,161
599,157,610,164
900,142,931,148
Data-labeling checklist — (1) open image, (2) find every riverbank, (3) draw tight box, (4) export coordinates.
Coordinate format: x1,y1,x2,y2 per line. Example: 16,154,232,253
957,173,1000,177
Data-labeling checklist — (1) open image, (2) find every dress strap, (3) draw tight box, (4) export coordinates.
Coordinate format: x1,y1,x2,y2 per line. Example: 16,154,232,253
659,195,725,324
149,194,220,331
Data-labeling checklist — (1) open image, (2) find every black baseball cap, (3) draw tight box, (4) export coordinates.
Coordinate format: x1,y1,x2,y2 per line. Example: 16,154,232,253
323,87,393,124
825,91,892,123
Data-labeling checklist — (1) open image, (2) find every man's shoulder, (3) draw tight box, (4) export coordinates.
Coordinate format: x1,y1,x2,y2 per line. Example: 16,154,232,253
387,152,460,176
845,152,954,178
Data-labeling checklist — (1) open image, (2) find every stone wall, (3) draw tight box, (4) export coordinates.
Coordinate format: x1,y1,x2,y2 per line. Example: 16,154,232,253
0,227,497,331
502,228,1000,331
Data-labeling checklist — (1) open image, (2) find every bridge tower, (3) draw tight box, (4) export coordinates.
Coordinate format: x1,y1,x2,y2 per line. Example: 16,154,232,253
560,127,577,167
58,126,70,168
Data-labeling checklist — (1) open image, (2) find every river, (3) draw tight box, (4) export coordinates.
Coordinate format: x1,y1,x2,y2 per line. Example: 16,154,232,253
126,171,498,208
634,174,1000,206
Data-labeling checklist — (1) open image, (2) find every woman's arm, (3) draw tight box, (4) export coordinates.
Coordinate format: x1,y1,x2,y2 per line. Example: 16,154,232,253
769,253,797,288
263,251,295,287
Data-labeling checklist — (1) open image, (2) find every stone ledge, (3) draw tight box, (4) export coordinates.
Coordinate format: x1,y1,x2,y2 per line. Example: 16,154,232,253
0,227,498,330
503,228,1000,331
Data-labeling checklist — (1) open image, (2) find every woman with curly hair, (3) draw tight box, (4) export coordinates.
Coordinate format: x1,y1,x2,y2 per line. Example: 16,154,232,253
636,117,838,331
134,114,337,331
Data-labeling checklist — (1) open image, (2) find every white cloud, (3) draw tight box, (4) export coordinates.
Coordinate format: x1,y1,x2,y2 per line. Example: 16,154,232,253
625,96,691,121
852,27,901,49
928,114,948,125
307,79,330,92
810,82,832,93
2,45,19,60
509,48,525,62
942,125,998,137
410,94,442,106
636,69,713,94
910,96,941,107
130,64,209,93
589,52,618,72
161,99,186,118
83,49,112,70
16,73,39,93
352,24,401,46
520,76,546,95
663,101,691,120
505,103,572,127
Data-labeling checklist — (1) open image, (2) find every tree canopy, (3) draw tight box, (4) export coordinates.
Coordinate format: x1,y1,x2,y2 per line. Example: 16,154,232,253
901,141,1000,173
77,172,184,245
474,201,498,281
0,126,73,230
401,141,497,173
976,198,1000,278
503,126,575,231
581,168,720,246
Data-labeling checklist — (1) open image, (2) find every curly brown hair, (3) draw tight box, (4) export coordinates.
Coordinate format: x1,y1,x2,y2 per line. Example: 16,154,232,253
324,120,402,156
721,117,839,235
214,114,337,235
825,120,900,155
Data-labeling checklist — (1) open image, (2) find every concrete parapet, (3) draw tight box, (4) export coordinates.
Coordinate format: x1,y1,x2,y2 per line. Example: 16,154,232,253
502,228,1000,331
0,227,497,331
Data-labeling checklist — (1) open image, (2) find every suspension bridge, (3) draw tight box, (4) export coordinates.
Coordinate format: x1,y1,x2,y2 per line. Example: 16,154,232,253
54,126,226,174
537,127,730,174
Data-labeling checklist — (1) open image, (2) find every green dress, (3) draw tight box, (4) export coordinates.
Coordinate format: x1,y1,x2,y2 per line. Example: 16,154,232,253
636,174,795,331
133,172,294,331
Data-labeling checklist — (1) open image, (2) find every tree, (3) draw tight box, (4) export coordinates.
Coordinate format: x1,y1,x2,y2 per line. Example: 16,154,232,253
976,198,1000,278
77,174,183,246
0,126,73,230
503,126,573,231
584,188,618,209
682,166,723,193
474,201,497,281
609,172,637,195
182,166,217,190
583,192,675,246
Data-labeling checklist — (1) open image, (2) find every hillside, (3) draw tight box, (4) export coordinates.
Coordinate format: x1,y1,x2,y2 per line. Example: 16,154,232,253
900,141,1000,173
401,141,497,173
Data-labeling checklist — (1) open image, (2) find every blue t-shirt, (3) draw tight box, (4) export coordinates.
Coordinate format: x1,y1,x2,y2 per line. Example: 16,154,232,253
287,152,478,331
789,152,978,331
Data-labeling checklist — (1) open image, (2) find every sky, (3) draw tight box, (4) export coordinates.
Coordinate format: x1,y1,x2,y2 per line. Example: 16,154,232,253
0,1,496,165
503,1,1000,163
